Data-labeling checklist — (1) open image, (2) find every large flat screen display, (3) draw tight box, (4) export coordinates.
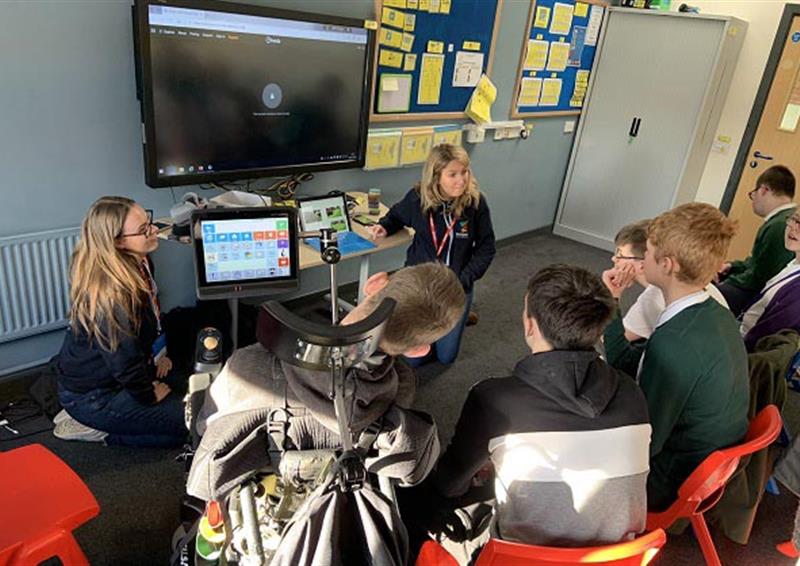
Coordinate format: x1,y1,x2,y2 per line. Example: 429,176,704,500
134,0,374,187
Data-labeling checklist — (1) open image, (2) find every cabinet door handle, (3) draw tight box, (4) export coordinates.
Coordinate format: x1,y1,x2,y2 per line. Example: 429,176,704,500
753,151,773,160
629,117,641,138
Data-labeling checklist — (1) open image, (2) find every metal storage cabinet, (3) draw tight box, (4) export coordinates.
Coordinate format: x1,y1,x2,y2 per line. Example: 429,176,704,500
553,9,746,250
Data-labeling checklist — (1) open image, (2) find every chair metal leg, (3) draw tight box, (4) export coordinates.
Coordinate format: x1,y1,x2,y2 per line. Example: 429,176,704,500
690,514,722,566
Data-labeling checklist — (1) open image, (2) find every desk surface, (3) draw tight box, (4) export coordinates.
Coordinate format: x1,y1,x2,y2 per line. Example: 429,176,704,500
157,191,413,271
298,191,412,270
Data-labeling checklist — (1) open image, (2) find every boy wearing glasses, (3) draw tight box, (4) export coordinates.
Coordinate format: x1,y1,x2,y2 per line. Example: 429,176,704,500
604,219,727,344
604,203,748,510
740,211,800,351
718,165,797,316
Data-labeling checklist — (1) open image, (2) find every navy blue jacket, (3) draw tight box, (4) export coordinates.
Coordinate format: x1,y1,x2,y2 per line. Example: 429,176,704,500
379,189,496,291
58,295,160,405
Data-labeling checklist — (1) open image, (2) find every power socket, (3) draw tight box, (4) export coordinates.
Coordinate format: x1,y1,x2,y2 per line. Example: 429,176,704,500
464,125,486,143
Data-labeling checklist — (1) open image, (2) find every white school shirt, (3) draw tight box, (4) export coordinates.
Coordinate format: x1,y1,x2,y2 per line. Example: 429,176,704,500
740,259,800,337
624,284,728,340
637,290,711,380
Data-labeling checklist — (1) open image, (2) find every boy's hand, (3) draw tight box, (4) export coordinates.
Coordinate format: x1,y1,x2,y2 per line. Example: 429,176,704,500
155,356,172,379
367,225,387,241
602,264,635,299
152,381,171,403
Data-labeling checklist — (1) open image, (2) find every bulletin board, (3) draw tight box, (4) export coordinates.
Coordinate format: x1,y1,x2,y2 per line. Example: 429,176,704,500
510,0,607,118
370,0,504,122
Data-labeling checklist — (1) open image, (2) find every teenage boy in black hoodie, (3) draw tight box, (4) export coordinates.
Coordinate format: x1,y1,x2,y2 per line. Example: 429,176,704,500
424,265,651,564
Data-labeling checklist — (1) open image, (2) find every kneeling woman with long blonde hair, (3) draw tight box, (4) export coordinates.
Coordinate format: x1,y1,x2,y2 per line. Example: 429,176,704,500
55,196,186,446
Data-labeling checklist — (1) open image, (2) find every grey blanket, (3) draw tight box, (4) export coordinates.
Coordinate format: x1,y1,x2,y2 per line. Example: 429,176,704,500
187,344,439,501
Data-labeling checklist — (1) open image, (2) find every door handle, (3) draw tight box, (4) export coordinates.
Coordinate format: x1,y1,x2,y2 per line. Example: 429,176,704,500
754,151,774,160
628,117,642,138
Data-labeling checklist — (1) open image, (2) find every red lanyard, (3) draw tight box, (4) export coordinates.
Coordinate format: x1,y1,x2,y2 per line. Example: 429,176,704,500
429,212,459,259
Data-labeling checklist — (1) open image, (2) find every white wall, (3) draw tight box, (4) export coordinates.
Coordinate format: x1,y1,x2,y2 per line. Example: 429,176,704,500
684,1,786,206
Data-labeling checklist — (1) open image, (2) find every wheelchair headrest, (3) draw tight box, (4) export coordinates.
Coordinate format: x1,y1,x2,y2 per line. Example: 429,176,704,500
257,298,396,371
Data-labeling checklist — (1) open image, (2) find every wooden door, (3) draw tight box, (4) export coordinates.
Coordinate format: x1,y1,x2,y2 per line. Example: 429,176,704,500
727,16,800,260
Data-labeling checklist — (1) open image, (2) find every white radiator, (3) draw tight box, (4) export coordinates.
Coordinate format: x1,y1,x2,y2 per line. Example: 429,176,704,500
0,228,79,343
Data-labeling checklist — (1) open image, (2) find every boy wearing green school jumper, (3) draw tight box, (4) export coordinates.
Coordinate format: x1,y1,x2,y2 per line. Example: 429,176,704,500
604,203,750,510
718,165,796,316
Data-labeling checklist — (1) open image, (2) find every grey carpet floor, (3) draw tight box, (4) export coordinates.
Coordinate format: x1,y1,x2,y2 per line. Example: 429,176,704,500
2,232,796,565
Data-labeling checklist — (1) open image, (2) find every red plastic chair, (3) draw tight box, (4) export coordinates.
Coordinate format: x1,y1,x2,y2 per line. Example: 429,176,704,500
646,404,783,566
416,530,666,566
417,540,459,566
0,444,100,566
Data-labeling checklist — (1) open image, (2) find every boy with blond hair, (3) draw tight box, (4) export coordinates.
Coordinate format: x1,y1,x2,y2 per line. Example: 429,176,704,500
606,219,728,343
604,203,749,510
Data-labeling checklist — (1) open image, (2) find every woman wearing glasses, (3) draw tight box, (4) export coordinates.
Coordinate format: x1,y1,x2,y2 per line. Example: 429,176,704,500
739,211,800,352
54,196,186,446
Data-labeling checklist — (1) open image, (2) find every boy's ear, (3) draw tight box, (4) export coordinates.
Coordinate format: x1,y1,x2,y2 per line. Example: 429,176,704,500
524,313,537,338
664,255,680,276
364,272,390,297
403,344,431,358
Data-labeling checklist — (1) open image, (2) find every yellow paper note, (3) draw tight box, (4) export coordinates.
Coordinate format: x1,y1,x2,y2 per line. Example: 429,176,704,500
433,126,462,147
408,0,419,8
524,40,548,71
418,53,444,105
440,0,452,14
419,0,430,11
404,13,416,31
575,2,589,17
550,2,574,35
534,6,551,28
400,128,434,166
364,20,378,30
428,0,441,13
572,69,589,104
462,40,481,51
465,74,497,124
401,32,415,52
518,77,542,107
427,40,444,54
379,49,404,68
540,78,562,106
571,85,588,106
365,130,402,170
381,7,405,30
546,41,569,72
383,77,399,92
379,28,404,49
404,53,418,71
383,0,407,8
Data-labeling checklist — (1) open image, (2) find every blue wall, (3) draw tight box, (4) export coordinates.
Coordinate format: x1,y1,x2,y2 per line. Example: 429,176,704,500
0,0,577,375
